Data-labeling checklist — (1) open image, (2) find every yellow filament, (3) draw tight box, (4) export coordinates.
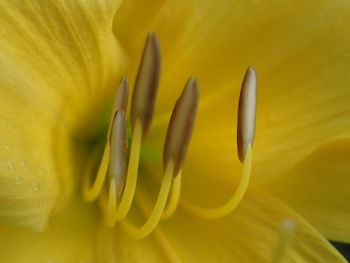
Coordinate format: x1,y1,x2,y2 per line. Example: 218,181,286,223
113,120,143,221
106,178,117,227
120,162,174,239
82,143,110,202
129,184,182,262
162,171,182,220
271,219,295,263
181,144,252,219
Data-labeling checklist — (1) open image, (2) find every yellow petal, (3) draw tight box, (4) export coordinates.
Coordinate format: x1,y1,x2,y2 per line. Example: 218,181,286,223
0,197,98,263
159,191,346,262
0,0,125,230
267,140,350,243
115,0,350,185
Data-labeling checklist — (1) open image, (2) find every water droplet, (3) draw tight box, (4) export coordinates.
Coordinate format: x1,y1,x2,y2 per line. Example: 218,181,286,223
39,198,44,209
32,182,40,191
15,176,23,182
8,160,14,170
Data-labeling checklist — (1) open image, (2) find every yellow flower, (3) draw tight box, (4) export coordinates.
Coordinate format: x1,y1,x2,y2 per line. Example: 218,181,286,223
0,0,349,262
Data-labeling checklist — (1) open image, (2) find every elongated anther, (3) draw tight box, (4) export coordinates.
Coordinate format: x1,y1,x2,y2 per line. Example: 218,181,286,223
109,111,127,197
237,67,257,162
113,77,129,114
131,32,161,137
163,78,199,176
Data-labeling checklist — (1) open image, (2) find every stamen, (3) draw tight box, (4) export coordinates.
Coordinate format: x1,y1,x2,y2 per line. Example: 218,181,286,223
271,218,295,263
131,32,161,137
109,111,127,197
180,67,257,219
237,67,257,162
83,77,129,202
163,78,199,176
120,162,174,239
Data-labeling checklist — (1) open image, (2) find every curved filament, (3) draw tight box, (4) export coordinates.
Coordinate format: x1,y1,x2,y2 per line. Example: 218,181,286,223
82,143,110,202
162,171,182,220
120,162,174,239
181,144,252,219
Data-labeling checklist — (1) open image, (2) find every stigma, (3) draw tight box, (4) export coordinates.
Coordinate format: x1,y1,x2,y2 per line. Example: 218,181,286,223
82,32,258,239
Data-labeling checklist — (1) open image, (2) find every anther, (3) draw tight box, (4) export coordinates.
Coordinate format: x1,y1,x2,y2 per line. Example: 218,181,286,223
113,77,129,114
109,111,127,197
131,32,161,137
237,67,257,162
108,77,129,140
163,78,199,176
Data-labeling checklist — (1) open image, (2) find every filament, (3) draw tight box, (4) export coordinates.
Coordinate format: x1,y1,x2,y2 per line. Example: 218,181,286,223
120,162,174,239
106,178,117,227
181,144,252,219
82,143,110,202
162,171,182,220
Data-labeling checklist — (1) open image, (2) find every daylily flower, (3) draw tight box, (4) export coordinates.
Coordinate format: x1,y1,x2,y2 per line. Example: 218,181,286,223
0,0,349,262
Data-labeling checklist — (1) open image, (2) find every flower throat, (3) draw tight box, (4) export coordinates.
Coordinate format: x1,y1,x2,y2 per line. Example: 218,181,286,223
82,33,257,240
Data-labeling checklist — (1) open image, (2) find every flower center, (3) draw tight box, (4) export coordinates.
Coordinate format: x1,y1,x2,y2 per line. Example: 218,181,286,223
82,33,257,240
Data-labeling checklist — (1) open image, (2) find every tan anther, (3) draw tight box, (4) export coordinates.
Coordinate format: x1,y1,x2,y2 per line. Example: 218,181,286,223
109,111,127,197
237,67,257,162
113,77,129,114
131,32,161,137
163,77,199,176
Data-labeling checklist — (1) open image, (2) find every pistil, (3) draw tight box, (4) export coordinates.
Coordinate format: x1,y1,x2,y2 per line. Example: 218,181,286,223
271,218,295,263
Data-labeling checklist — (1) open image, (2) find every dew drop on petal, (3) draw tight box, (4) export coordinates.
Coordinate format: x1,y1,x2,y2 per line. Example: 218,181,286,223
32,182,40,191
39,198,44,209
8,160,14,171
15,176,23,182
